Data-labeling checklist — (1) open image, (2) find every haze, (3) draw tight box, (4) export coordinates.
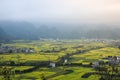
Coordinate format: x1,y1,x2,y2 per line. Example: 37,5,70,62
0,0,120,25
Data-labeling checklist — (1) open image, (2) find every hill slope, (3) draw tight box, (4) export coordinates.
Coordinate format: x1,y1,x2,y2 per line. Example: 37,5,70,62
0,21,120,40
0,27,11,42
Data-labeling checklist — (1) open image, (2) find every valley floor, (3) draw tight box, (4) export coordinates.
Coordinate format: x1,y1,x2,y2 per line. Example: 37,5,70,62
0,40,120,80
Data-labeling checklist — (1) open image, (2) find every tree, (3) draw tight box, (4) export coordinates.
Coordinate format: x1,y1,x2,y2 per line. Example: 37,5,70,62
1,66,13,80
40,73,47,80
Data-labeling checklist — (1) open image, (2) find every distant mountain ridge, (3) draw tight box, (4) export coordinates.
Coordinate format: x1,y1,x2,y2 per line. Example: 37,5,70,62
0,21,120,41
0,27,11,42
0,21,60,40
0,21,38,40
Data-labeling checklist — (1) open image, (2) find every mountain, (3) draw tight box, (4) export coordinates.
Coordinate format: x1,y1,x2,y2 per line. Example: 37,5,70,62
0,21,61,40
0,21,38,40
36,25,61,39
0,27,11,43
86,27,120,39
0,21,120,40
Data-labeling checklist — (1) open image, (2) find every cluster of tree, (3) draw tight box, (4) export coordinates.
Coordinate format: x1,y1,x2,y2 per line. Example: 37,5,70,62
0,66,14,80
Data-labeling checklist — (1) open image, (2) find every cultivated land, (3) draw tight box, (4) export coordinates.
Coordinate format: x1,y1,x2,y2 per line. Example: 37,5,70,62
0,39,120,80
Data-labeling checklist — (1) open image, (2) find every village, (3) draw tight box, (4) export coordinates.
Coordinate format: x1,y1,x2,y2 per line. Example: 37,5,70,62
91,56,120,80
0,44,35,54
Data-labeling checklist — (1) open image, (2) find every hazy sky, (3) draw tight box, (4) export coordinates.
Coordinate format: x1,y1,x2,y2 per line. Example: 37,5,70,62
0,0,120,24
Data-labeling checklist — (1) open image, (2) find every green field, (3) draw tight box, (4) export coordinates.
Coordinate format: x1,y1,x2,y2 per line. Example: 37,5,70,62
0,40,120,80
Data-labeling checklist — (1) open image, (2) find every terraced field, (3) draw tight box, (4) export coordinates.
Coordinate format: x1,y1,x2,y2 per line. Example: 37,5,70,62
0,40,119,80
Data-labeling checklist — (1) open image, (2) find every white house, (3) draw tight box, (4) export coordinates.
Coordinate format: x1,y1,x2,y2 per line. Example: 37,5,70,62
50,62,56,68
64,59,68,63
92,62,99,68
